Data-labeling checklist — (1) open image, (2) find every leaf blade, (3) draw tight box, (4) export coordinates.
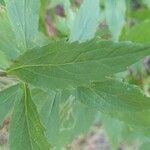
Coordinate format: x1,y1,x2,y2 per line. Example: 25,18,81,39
32,88,96,148
77,79,150,113
69,0,100,42
105,0,126,41
9,84,51,150
0,8,19,60
5,0,40,50
7,40,150,90
0,84,20,124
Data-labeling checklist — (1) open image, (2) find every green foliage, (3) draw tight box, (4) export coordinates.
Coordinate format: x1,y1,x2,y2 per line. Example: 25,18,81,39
0,0,150,149
0,7,19,60
0,84,20,124
32,88,96,148
77,79,150,113
6,40,150,90
105,0,126,41
121,20,150,43
4,0,40,50
9,84,51,150
100,115,123,149
69,0,100,42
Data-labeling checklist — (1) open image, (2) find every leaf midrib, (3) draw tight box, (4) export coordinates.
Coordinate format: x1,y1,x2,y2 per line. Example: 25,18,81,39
24,84,34,150
7,43,150,74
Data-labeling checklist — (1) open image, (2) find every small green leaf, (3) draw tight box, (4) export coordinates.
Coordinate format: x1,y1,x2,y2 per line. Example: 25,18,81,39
69,0,100,42
105,0,126,41
9,84,51,150
0,84,20,124
77,79,150,113
0,7,19,59
5,0,40,50
7,39,150,90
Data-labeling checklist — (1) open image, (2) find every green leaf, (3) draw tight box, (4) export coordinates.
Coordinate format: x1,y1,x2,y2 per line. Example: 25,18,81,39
57,89,96,147
0,84,20,124
7,39,150,90
69,0,100,42
0,7,19,60
77,79,150,127
54,0,75,36
128,8,150,22
77,79,150,113
9,84,51,150
101,114,123,150
5,0,40,50
105,0,126,41
32,88,60,144
120,20,150,43
112,110,150,127
32,88,96,148
58,105,96,148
